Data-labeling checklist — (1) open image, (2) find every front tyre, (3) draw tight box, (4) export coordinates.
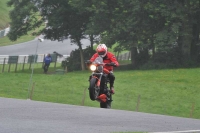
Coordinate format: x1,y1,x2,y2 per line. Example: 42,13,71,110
100,101,111,108
89,78,99,101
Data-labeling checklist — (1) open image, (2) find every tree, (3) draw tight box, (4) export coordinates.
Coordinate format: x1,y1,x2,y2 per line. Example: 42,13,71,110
8,0,200,69
7,0,42,41
39,0,92,70
83,0,200,67
7,0,92,70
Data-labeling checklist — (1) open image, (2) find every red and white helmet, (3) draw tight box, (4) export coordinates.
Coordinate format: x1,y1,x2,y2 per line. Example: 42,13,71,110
96,44,107,57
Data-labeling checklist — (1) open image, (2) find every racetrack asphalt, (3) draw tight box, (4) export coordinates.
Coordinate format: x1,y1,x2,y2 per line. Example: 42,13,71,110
1,97,200,133
0,36,90,56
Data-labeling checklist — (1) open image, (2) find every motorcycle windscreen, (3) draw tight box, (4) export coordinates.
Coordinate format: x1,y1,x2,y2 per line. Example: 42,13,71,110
94,57,103,64
94,57,103,72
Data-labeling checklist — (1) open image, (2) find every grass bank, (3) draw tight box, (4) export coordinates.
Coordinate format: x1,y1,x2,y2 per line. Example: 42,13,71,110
0,67,200,119
0,31,36,46
0,0,44,46
0,0,12,30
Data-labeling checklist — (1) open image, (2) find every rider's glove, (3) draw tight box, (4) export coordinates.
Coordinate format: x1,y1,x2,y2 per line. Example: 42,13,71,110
85,60,91,64
106,62,116,67
111,62,116,67
110,88,115,94
85,60,92,67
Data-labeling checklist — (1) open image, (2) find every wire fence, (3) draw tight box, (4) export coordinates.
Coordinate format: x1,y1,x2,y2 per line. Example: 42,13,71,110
117,52,131,61
0,51,131,73
0,54,69,73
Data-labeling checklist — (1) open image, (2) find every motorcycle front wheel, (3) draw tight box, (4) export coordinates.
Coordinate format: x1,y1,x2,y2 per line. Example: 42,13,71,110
89,77,99,101
100,101,111,108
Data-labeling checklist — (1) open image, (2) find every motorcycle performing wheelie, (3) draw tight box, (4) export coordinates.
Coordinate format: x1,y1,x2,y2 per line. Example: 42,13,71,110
86,57,116,108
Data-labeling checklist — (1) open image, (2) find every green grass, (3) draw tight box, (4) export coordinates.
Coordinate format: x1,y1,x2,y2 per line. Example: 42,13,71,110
0,34,35,46
0,24,45,46
0,67,200,119
0,0,12,30
0,0,44,46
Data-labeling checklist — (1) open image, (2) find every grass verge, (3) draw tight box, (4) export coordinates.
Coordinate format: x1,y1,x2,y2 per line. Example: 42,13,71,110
0,67,200,119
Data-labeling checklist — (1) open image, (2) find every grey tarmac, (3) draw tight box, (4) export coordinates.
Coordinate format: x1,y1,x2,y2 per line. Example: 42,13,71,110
0,97,200,133
0,37,90,56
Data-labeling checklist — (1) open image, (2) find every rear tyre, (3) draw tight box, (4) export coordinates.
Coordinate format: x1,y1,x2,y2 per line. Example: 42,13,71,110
100,94,112,108
89,78,99,100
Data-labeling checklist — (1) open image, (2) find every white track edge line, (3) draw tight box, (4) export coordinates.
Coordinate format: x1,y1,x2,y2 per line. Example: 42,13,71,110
150,130,200,133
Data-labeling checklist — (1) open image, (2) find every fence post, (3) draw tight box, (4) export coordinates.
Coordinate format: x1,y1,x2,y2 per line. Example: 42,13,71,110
29,57,32,70
22,56,26,71
136,95,141,112
15,62,18,72
54,55,57,69
190,103,195,118
2,58,6,72
8,63,11,72
30,82,35,100
42,54,45,68
81,88,87,106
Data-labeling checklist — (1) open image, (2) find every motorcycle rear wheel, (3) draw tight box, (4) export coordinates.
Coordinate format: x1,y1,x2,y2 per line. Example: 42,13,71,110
100,92,112,108
89,78,99,101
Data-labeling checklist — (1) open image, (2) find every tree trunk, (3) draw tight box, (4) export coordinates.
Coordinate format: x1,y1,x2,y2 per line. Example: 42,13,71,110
178,0,193,62
77,41,85,71
190,23,199,60
142,48,149,65
89,34,94,51
178,19,193,62
190,12,200,61
151,37,155,58
182,24,192,58
131,47,138,68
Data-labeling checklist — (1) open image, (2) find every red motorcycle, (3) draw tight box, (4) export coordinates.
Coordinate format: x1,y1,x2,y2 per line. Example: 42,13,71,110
86,57,114,108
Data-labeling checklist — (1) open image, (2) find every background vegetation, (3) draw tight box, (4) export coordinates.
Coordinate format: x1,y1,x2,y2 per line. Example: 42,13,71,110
5,0,200,71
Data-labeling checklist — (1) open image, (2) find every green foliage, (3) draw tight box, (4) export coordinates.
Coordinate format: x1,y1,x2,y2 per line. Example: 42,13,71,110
5,0,200,68
41,0,87,40
7,0,43,41
65,46,95,71
84,0,200,66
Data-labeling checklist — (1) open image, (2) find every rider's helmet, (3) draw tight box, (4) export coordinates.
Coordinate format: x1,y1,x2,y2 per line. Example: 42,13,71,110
96,44,107,57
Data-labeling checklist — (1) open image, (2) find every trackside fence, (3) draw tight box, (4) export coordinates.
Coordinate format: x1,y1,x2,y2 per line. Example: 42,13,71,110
0,54,69,73
117,52,131,61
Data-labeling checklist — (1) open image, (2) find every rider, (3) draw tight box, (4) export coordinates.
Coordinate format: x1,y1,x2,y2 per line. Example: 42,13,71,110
89,44,119,94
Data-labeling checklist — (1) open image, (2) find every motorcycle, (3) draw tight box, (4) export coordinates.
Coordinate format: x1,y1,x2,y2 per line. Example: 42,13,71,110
86,56,114,108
